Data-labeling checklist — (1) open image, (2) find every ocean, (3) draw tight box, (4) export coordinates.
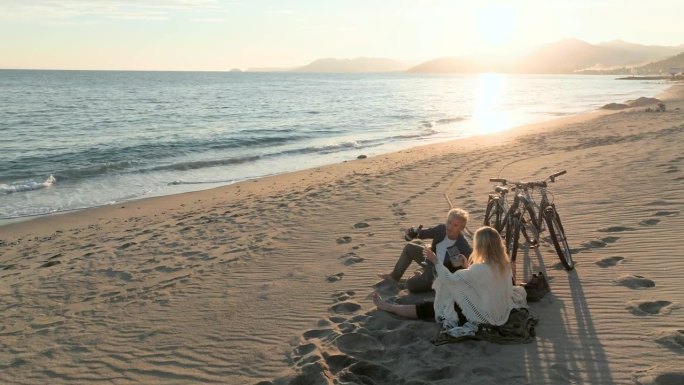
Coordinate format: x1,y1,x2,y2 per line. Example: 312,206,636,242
0,70,671,222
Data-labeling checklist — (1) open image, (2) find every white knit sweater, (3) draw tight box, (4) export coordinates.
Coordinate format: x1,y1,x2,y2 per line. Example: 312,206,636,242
432,263,528,335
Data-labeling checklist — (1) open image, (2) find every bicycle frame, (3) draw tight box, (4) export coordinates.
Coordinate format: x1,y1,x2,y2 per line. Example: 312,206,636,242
488,180,538,239
484,185,509,232
485,170,573,279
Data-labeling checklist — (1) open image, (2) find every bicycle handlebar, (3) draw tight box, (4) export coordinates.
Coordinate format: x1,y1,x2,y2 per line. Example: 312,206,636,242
549,170,567,182
490,170,567,189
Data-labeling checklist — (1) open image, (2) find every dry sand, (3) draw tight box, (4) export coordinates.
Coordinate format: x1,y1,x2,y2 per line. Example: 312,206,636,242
1,84,683,385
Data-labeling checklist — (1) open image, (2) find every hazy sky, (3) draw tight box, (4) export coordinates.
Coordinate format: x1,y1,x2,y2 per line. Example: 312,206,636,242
1,0,683,71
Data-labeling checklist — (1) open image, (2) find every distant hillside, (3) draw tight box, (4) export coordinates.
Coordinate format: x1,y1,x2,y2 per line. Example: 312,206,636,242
578,51,684,75
407,57,485,73
409,39,683,74
517,39,683,73
245,67,295,72
294,57,410,73
633,52,684,74
251,39,684,74
598,40,682,64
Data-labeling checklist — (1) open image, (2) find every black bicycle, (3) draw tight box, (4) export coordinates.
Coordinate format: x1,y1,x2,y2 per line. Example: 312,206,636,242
484,170,573,271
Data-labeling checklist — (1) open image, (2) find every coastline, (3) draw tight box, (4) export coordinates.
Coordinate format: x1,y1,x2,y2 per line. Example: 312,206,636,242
2,84,683,384
2,72,674,223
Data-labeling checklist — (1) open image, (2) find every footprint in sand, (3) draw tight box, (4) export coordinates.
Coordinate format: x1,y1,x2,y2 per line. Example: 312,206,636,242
635,371,684,385
302,328,336,340
626,300,673,316
550,363,579,383
335,333,381,352
339,252,365,266
596,256,625,267
39,260,61,268
326,272,344,282
98,268,133,282
292,342,317,357
653,373,684,385
336,236,352,244
416,366,456,381
601,236,620,244
614,275,655,289
323,353,358,374
654,210,679,217
353,222,370,229
332,290,355,302
329,301,361,314
597,226,635,233
581,237,618,249
652,329,684,352
640,219,661,226
342,361,401,384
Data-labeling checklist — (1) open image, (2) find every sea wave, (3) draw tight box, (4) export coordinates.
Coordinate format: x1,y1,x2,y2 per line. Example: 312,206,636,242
3,133,307,180
168,178,237,186
421,116,466,128
146,155,262,172
274,128,440,157
1,175,56,194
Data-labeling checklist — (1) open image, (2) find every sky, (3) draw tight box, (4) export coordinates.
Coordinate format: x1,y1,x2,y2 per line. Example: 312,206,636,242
1,0,683,71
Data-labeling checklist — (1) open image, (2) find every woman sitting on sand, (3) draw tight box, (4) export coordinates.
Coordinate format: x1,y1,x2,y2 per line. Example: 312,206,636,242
374,226,527,334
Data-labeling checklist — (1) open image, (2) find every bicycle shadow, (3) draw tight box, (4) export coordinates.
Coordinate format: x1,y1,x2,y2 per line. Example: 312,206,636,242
518,245,615,383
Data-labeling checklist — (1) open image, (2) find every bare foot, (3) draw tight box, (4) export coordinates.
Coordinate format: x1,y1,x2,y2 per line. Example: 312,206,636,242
372,292,390,311
377,272,395,281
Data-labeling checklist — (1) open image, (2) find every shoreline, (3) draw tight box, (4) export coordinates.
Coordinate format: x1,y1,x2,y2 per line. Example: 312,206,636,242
2,84,683,385
0,109,608,236
0,89,634,235
1,74,676,226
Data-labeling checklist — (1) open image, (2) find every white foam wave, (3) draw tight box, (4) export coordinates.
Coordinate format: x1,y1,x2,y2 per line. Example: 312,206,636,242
1,175,56,194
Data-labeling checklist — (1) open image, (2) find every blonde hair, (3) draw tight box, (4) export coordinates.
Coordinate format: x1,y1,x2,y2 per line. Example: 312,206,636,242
446,208,469,226
468,226,510,275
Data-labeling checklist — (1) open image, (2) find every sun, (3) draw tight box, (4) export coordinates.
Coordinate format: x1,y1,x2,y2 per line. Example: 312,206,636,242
475,4,517,48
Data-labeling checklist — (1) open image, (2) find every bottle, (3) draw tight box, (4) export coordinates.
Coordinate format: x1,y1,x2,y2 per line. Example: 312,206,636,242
404,224,423,241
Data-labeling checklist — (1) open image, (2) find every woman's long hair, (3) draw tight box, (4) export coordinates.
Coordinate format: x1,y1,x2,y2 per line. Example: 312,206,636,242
468,226,510,275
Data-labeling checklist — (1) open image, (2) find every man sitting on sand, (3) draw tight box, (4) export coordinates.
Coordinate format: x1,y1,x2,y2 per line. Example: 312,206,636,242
377,208,472,293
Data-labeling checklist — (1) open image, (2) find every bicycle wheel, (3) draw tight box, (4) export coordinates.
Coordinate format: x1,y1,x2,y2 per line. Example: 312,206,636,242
505,214,521,263
484,198,503,231
544,207,574,270
520,204,539,247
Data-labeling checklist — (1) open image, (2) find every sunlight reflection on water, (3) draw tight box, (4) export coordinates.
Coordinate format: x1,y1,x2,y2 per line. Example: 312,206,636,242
472,73,513,135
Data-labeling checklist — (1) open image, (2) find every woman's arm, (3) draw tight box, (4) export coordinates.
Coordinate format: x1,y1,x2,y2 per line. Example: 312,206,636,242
435,262,480,283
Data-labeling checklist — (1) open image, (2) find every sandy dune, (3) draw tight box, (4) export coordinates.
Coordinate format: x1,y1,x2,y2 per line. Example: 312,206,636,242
1,84,683,385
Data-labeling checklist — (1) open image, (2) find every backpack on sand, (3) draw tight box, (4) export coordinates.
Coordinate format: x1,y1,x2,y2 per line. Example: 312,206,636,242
522,272,550,302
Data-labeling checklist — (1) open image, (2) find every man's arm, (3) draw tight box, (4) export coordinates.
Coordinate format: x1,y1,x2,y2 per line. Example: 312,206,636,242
417,224,442,240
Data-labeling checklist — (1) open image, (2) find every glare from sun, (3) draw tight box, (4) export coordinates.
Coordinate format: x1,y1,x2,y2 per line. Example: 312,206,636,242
471,73,511,135
476,4,516,48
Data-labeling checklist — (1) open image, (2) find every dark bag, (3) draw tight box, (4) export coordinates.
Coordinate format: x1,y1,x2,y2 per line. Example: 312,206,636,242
523,272,550,302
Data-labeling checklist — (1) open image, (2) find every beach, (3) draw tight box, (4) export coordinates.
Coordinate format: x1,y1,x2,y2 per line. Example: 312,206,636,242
2,83,683,385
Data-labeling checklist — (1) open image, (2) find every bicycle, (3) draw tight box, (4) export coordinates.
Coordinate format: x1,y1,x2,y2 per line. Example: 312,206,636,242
485,170,573,272
483,183,509,232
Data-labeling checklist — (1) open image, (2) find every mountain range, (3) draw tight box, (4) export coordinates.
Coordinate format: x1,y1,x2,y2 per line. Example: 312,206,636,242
247,39,684,74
